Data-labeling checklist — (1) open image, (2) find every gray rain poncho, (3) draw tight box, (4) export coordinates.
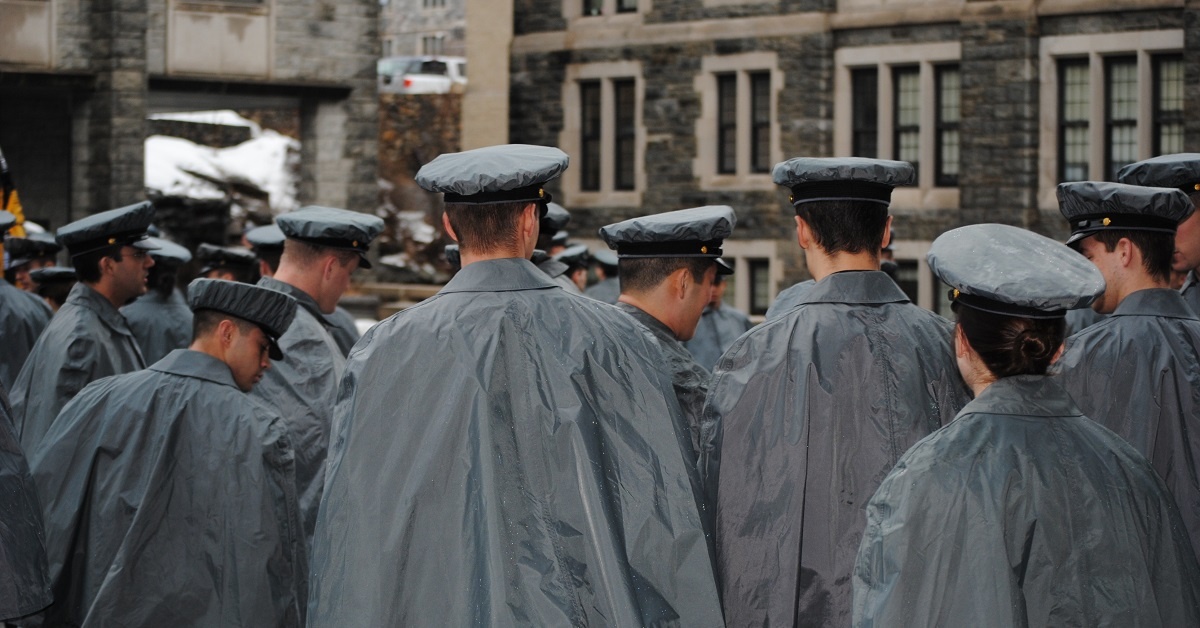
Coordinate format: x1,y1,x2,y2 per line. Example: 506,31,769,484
854,375,1200,626
685,303,753,371
10,282,145,451
308,258,721,627
1055,287,1200,559
251,276,346,544
1183,270,1200,315
764,279,815,320
0,385,51,621
615,301,711,462
121,288,194,364
325,305,361,356
0,279,51,391
702,270,968,627
28,349,306,627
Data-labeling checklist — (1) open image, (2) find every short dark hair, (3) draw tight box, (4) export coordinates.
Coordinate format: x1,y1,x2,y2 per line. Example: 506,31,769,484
443,201,527,254
37,278,75,309
953,303,1064,377
282,239,358,271
1072,229,1174,284
73,245,123,283
192,308,259,343
619,257,713,293
794,199,889,256
148,262,180,298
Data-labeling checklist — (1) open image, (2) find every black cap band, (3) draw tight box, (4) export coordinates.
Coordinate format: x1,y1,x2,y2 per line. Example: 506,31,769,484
949,289,1067,320
67,230,150,258
617,240,724,258
1069,213,1180,236
790,181,894,207
444,184,550,206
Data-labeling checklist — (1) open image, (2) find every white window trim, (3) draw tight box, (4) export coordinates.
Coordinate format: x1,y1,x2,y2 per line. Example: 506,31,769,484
833,42,961,211
888,239,938,311
693,52,784,192
562,0,649,23
721,239,782,316
559,60,645,208
1037,29,1184,209
420,32,446,55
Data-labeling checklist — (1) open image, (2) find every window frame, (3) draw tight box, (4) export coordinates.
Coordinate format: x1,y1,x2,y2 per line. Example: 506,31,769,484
693,52,782,191
933,64,960,188
1152,53,1184,156
559,61,645,207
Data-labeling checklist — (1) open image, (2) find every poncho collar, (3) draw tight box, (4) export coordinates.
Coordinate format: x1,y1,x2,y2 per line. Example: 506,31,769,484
1111,287,1198,320
440,258,559,294
149,349,239,389
68,282,134,333
258,276,330,325
803,270,910,306
615,301,678,344
961,374,1082,419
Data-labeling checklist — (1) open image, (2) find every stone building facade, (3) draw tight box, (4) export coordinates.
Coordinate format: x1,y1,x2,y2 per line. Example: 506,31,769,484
478,0,1200,315
380,0,466,58
0,0,379,232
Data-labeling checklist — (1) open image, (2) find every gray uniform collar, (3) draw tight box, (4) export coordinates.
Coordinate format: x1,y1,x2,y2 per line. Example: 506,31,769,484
1182,270,1199,294
1111,288,1198,320
68,282,134,332
962,375,1082,418
149,349,239,389
803,270,910,305
258,276,330,324
440,258,559,294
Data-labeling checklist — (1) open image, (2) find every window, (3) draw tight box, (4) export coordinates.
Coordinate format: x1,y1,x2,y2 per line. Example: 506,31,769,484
1105,57,1138,181
580,81,602,192
695,52,780,190
835,42,961,204
716,240,781,318
560,61,644,205
421,34,444,56
851,68,878,158
1154,54,1184,155
747,259,772,316
580,0,636,16
422,0,445,7
1039,30,1184,204
1058,58,1090,182
934,65,960,187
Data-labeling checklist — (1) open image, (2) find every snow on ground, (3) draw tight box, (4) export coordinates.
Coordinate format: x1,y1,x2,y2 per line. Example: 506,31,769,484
145,130,300,215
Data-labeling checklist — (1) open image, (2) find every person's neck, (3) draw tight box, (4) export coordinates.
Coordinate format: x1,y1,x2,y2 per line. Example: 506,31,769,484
805,249,880,282
618,292,683,339
272,263,322,303
86,280,124,308
1111,272,1169,306
460,245,533,267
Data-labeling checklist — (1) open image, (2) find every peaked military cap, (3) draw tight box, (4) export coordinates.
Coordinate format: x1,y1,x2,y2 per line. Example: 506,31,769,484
1117,153,1200,193
145,237,192,265
276,206,385,269
551,230,570,247
592,249,619,268
773,157,915,207
715,257,735,275
1057,181,1194,245
444,243,461,269
552,244,590,269
0,210,14,232
5,232,62,268
599,205,736,274
187,278,298,360
29,266,76,284
530,249,552,265
541,202,571,233
929,223,1105,319
415,144,568,207
197,243,257,275
244,224,286,254
57,201,159,258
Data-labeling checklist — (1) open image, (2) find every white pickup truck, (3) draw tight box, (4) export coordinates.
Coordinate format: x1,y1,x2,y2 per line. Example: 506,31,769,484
378,56,467,95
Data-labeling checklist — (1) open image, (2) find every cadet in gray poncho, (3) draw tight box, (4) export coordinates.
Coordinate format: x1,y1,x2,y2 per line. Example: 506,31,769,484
0,211,52,391
251,206,384,545
855,223,1200,626
600,205,735,462
308,144,721,627
10,201,155,451
1118,153,1200,315
29,279,306,627
583,248,621,303
1054,180,1200,560
0,382,51,622
120,236,194,364
703,157,968,627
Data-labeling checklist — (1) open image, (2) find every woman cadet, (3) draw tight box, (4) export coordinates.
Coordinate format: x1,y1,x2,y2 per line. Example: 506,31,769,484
852,223,1200,627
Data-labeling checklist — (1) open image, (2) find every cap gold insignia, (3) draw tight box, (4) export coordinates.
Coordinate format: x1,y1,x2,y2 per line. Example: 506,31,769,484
1102,217,1112,226
952,289,960,299
107,237,116,245
701,246,708,254
1194,183,1199,191
789,194,795,203
538,188,545,198
352,240,359,247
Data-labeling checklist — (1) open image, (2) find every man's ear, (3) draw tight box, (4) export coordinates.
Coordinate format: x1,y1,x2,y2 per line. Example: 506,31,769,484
881,215,894,250
1050,342,1065,365
217,318,237,349
521,203,539,241
670,267,691,300
98,255,117,278
795,216,813,250
1116,237,1136,269
442,213,459,243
